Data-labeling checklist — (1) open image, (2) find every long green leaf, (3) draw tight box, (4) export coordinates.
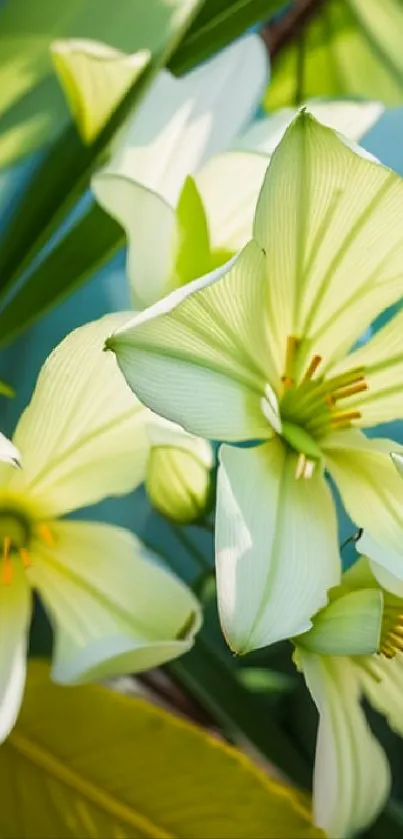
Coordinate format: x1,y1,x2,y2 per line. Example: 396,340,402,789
265,0,403,110
2,661,321,838
0,0,204,301
170,0,283,73
0,204,123,347
0,0,198,168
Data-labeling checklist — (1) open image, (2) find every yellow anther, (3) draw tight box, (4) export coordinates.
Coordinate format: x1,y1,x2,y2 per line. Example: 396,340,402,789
332,381,368,402
19,548,31,569
2,536,12,584
303,354,322,381
330,410,362,427
38,524,54,547
379,599,403,659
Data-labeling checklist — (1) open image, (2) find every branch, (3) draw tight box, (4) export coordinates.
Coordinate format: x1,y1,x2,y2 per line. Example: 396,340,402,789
263,0,326,58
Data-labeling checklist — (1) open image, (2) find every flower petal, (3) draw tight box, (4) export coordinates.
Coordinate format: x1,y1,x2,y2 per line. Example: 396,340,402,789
29,521,201,684
358,652,403,739
11,314,149,518
0,566,31,742
215,440,340,654
359,537,403,595
326,309,403,426
238,100,384,156
299,650,390,839
92,175,178,310
324,430,403,566
196,151,269,254
297,589,382,656
252,111,403,377
51,39,150,143
105,35,268,206
0,432,20,468
109,241,273,442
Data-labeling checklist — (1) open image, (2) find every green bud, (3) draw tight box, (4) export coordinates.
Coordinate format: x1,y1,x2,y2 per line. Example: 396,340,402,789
146,419,213,524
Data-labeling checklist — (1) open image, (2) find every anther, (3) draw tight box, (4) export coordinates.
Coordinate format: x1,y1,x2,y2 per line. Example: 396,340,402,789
19,548,31,569
295,453,307,480
303,354,322,382
379,600,403,658
38,524,54,547
303,459,315,479
332,381,368,402
330,410,362,426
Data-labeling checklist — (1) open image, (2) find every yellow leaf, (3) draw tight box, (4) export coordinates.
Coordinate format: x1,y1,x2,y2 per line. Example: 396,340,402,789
0,661,323,838
51,39,150,144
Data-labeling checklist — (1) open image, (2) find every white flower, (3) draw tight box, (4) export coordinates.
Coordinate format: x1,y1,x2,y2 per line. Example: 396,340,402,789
91,34,269,308
108,113,403,654
0,313,200,742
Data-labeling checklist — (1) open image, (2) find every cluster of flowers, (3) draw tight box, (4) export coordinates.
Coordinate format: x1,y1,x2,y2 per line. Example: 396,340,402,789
1,33,403,838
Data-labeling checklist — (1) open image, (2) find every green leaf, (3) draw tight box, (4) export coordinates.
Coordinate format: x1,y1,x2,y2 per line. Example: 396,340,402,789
0,204,123,348
265,0,403,110
170,0,282,74
0,0,198,168
175,176,212,286
0,0,203,303
238,667,296,694
1,660,322,838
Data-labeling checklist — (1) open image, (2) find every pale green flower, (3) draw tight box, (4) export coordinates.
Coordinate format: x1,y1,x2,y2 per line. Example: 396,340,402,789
107,112,403,654
0,314,200,742
90,34,268,309
295,557,403,838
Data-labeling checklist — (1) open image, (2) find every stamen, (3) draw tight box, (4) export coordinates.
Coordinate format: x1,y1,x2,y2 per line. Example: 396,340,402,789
38,524,54,547
19,548,31,569
2,536,12,584
330,410,362,427
379,599,403,658
282,336,299,388
295,453,307,480
303,354,322,382
332,381,368,402
303,459,315,479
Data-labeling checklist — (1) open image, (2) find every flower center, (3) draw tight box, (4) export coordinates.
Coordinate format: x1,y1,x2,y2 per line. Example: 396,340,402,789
379,596,403,659
0,508,55,585
262,335,368,480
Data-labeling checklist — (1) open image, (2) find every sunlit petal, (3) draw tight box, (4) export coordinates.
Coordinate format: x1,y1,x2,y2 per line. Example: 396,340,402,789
0,566,31,742
109,242,274,442
299,650,390,838
215,440,340,653
30,521,201,684
11,314,150,517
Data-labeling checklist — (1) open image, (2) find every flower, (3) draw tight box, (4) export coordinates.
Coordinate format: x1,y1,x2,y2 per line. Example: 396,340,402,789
0,313,200,742
294,556,403,838
107,111,403,655
89,34,268,308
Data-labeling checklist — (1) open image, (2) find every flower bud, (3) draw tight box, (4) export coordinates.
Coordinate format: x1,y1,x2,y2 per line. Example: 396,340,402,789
146,419,213,524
